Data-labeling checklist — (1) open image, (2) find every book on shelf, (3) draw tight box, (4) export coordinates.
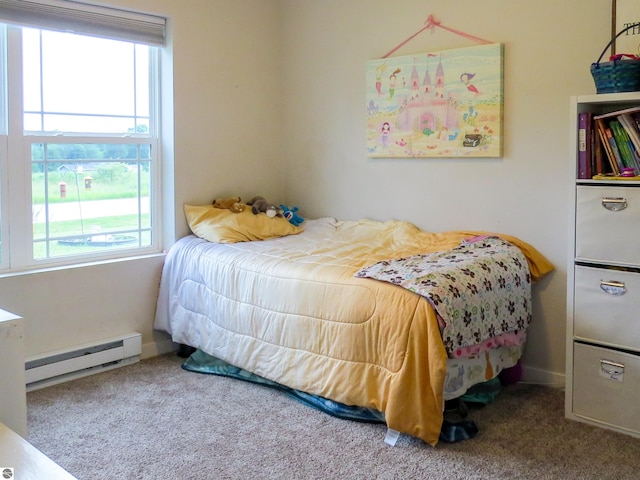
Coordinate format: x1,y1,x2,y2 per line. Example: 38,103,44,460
605,128,625,172
609,120,636,169
618,113,640,170
594,132,605,175
593,105,640,121
594,117,620,175
577,105,640,178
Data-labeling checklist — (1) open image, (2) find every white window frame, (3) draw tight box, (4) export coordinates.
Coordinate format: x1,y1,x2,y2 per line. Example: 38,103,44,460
0,1,166,272
0,24,8,270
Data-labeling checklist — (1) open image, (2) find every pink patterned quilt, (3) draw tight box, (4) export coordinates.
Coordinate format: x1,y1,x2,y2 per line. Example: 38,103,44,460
355,236,531,357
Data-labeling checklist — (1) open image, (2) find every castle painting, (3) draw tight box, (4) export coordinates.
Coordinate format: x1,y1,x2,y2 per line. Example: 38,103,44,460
366,43,503,158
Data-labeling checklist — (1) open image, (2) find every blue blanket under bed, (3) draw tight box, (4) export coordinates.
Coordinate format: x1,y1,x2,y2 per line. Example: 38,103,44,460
182,349,501,443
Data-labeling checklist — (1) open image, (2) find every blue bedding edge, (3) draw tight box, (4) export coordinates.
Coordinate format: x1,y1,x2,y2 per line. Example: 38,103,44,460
182,349,498,443
182,348,385,423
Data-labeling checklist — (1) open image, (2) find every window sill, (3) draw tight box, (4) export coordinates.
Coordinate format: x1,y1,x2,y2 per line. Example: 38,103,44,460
0,252,166,279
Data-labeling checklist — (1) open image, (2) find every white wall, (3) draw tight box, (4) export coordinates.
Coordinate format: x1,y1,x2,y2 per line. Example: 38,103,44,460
1,0,615,383
280,0,613,382
0,0,283,358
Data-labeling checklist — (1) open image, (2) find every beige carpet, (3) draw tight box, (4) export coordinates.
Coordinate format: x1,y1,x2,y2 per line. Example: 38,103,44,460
27,353,640,480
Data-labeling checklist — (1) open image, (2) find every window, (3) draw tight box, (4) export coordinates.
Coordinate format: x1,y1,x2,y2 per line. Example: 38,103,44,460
0,1,166,271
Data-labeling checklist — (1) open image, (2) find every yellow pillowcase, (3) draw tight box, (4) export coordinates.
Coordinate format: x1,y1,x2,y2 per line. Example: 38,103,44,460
184,204,302,243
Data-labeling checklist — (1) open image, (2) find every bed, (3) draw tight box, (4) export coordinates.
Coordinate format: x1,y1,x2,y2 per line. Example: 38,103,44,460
154,206,553,446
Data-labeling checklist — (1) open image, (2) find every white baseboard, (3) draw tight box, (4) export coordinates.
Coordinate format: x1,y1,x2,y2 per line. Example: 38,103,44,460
521,364,565,388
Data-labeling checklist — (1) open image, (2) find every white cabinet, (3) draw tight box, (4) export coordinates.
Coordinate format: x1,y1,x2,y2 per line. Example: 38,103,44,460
575,185,640,265
572,343,640,435
0,309,27,438
566,93,640,437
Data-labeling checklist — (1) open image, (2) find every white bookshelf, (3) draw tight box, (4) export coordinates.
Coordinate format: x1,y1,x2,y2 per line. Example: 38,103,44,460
566,92,640,438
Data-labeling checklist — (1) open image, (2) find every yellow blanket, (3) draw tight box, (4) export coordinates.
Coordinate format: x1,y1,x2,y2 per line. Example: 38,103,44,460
155,218,553,446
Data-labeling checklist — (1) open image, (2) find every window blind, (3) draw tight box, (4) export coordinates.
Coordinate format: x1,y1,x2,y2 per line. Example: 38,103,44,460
0,0,165,45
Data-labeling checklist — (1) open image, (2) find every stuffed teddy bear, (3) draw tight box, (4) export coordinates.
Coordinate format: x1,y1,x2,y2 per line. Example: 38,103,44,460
212,196,245,213
247,196,283,218
280,204,304,226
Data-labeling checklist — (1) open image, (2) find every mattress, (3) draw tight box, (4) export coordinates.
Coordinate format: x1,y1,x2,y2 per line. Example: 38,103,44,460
154,217,553,446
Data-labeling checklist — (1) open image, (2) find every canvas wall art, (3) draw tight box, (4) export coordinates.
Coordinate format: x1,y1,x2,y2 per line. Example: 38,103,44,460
366,43,503,158
613,0,640,55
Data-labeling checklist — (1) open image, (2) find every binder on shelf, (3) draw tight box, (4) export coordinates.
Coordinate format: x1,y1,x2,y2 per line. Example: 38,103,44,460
577,112,592,179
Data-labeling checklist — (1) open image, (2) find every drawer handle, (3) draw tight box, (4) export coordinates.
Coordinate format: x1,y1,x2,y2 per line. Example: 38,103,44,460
601,197,627,211
600,280,626,295
600,360,625,380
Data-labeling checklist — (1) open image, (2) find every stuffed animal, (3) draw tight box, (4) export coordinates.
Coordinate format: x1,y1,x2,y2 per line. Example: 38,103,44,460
280,204,304,226
212,196,245,213
247,196,282,218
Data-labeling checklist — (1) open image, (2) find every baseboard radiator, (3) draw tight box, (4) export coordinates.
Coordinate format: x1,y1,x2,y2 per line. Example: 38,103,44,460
25,333,142,391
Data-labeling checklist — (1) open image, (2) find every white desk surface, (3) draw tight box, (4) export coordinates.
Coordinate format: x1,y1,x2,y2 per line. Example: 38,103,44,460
0,310,27,437
0,423,77,480
0,309,20,322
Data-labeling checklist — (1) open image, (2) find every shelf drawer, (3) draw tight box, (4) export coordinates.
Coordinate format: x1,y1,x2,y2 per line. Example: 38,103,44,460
574,265,640,351
573,342,640,434
575,185,640,266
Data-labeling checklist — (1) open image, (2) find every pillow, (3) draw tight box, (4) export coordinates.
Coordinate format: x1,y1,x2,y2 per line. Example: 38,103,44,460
184,204,302,243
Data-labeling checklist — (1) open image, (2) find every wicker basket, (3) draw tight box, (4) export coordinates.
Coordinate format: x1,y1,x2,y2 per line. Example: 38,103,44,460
591,25,640,94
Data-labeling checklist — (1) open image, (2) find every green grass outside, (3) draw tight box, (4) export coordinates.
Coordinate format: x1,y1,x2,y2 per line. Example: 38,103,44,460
33,213,150,237
32,166,149,204
30,163,152,258
33,213,151,258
